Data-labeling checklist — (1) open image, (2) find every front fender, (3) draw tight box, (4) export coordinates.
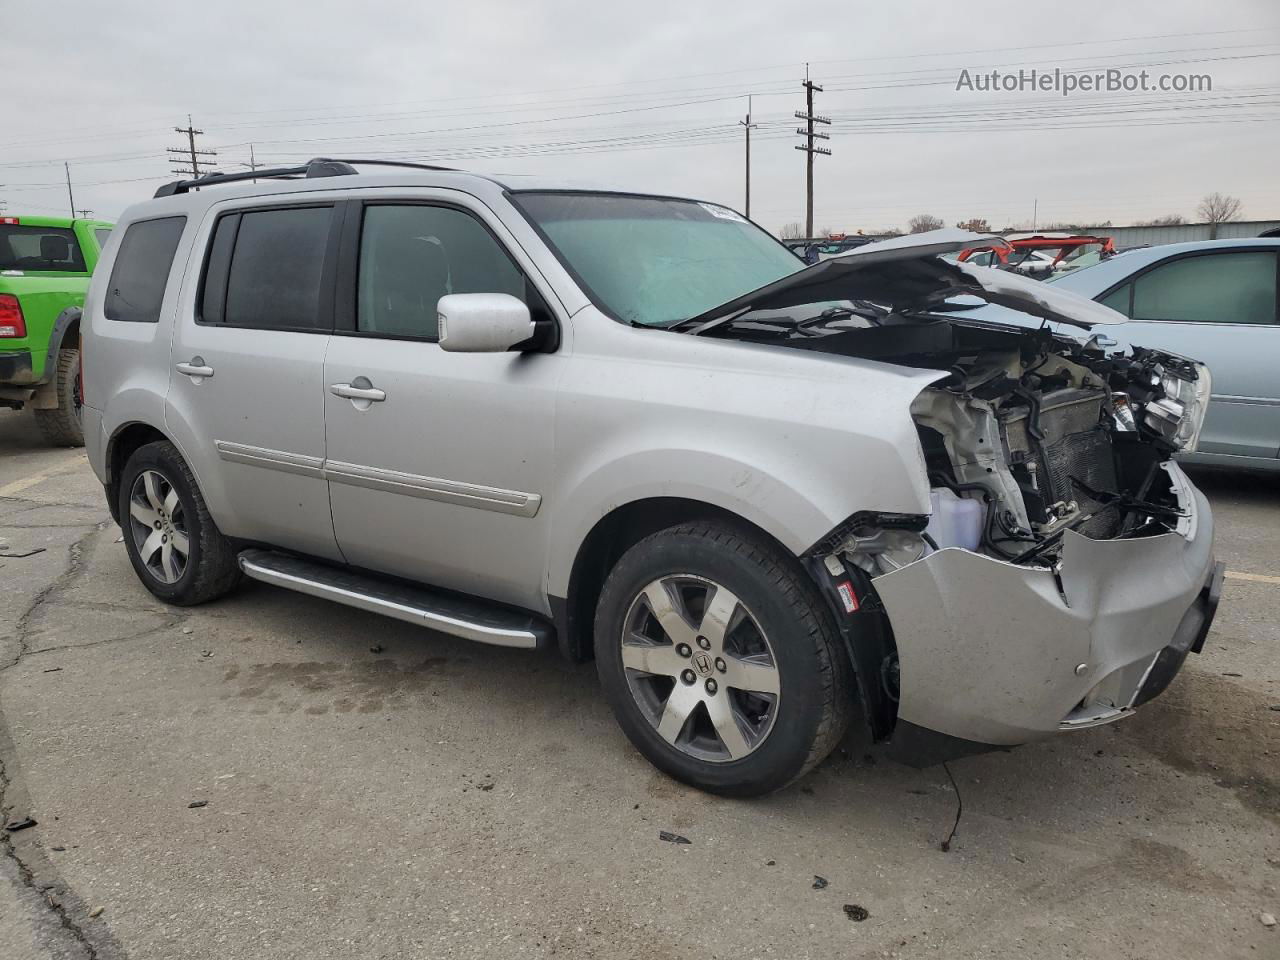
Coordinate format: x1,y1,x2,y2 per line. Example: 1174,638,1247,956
545,435,931,599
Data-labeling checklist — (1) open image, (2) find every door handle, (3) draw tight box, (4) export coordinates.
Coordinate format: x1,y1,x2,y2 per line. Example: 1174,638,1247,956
329,380,386,407
330,382,386,402
176,357,215,380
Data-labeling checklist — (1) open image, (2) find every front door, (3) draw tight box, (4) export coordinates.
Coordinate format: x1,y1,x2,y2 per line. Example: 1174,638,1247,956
166,202,343,561
322,199,562,611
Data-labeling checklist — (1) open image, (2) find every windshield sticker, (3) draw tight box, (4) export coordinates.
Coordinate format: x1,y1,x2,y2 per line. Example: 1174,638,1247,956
699,202,747,223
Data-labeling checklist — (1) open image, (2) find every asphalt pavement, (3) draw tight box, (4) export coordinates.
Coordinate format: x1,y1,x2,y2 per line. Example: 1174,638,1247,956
1,407,1277,959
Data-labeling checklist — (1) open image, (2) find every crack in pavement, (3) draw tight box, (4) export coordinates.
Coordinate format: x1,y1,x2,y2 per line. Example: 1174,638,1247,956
0,520,130,960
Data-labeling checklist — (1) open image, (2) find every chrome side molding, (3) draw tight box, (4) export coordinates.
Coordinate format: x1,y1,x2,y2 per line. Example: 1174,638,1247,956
324,460,541,517
213,442,541,517
237,549,549,650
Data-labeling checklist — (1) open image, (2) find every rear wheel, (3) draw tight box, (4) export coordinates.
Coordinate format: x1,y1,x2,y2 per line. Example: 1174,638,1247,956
33,347,84,447
594,521,853,796
119,440,240,605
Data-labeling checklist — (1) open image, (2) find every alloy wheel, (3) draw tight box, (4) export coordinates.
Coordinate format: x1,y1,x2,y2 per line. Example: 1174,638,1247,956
127,469,189,584
620,574,780,763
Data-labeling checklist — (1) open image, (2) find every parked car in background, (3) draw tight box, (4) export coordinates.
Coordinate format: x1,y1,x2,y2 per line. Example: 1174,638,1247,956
958,238,1279,468
0,215,113,444
1049,239,1279,467
784,234,875,264
958,234,1116,280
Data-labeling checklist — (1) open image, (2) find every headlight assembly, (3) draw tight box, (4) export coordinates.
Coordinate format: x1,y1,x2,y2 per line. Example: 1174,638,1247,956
1160,363,1212,453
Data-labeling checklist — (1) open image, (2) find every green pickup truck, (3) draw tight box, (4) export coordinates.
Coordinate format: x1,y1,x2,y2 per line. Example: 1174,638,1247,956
0,215,113,446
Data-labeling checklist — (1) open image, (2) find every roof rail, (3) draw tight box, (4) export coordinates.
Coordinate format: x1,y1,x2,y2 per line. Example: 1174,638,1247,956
153,157,458,198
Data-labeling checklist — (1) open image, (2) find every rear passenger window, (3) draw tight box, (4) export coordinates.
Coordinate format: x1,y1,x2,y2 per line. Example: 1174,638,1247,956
201,206,332,330
104,217,187,324
357,205,525,339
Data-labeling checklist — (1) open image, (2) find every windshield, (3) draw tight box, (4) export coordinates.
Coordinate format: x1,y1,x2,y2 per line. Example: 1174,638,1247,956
515,192,803,327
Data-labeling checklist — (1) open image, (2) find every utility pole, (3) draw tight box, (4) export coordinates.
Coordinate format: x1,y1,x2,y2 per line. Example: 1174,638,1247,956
167,115,219,179
239,143,259,184
75,208,94,219
794,64,831,239
1032,198,1038,232
739,96,757,219
64,162,75,218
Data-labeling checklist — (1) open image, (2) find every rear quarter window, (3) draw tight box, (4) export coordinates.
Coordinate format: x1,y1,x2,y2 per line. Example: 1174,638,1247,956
103,217,187,323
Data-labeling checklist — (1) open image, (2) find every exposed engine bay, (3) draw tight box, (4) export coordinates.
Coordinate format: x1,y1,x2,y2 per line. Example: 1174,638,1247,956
700,311,1210,573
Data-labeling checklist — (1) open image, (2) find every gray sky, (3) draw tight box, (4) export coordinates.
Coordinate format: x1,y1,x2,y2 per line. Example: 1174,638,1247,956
5,0,1279,232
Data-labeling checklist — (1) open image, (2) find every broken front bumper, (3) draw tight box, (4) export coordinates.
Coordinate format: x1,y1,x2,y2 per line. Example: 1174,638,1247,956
875,463,1220,763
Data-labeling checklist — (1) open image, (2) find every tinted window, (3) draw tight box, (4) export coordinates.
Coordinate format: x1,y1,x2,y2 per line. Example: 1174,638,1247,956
1099,282,1132,316
103,217,187,323
221,207,331,330
358,205,524,339
0,225,86,272
1132,251,1277,325
199,214,239,325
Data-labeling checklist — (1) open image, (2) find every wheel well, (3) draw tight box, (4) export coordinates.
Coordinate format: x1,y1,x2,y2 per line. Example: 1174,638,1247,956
104,423,168,523
48,309,81,364
554,497,792,662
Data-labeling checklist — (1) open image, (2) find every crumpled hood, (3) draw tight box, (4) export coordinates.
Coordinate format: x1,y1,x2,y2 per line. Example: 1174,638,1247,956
686,228,1125,331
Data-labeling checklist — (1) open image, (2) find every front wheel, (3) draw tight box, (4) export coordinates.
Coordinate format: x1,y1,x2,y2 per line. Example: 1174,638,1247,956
594,521,853,797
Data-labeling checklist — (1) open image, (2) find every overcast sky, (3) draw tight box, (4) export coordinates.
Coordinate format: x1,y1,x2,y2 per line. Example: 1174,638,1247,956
5,0,1279,232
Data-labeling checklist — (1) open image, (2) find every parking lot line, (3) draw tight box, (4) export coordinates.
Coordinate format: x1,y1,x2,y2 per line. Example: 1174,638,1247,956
1225,571,1280,585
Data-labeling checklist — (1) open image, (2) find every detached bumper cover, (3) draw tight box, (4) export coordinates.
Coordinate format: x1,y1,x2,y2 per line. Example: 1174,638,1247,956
876,463,1216,755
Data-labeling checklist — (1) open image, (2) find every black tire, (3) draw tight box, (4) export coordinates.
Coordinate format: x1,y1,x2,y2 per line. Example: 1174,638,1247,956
118,440,240,605
33,348,84,447
594,521,853,797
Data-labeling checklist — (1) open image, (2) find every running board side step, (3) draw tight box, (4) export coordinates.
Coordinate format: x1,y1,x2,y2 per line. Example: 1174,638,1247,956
237,549,550,649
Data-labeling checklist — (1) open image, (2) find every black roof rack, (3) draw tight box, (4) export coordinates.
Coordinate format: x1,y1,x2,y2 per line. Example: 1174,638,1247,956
153,157,458,198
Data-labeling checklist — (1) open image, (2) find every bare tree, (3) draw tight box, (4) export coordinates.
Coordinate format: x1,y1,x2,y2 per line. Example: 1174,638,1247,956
779,221,804,239
956,218,991,233
817,225,834,237
908,213,945,234
1197,193,1242,239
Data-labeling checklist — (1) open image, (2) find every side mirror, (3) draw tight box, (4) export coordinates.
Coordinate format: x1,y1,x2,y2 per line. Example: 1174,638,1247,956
437,293,534,353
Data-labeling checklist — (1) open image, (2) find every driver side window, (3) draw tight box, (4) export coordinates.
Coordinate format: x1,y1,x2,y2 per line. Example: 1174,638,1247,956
357,204,526,340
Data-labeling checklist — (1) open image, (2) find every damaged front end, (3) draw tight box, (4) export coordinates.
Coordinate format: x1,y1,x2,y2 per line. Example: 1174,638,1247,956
849,326,1218,757
682,231,1223,762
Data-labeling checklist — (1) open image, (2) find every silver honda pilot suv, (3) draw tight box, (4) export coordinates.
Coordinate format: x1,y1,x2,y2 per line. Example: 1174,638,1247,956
81,159,1222,796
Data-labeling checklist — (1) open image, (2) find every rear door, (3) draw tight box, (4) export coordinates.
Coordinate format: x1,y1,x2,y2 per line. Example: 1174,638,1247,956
1094,249,1280,459
165,201,344,560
